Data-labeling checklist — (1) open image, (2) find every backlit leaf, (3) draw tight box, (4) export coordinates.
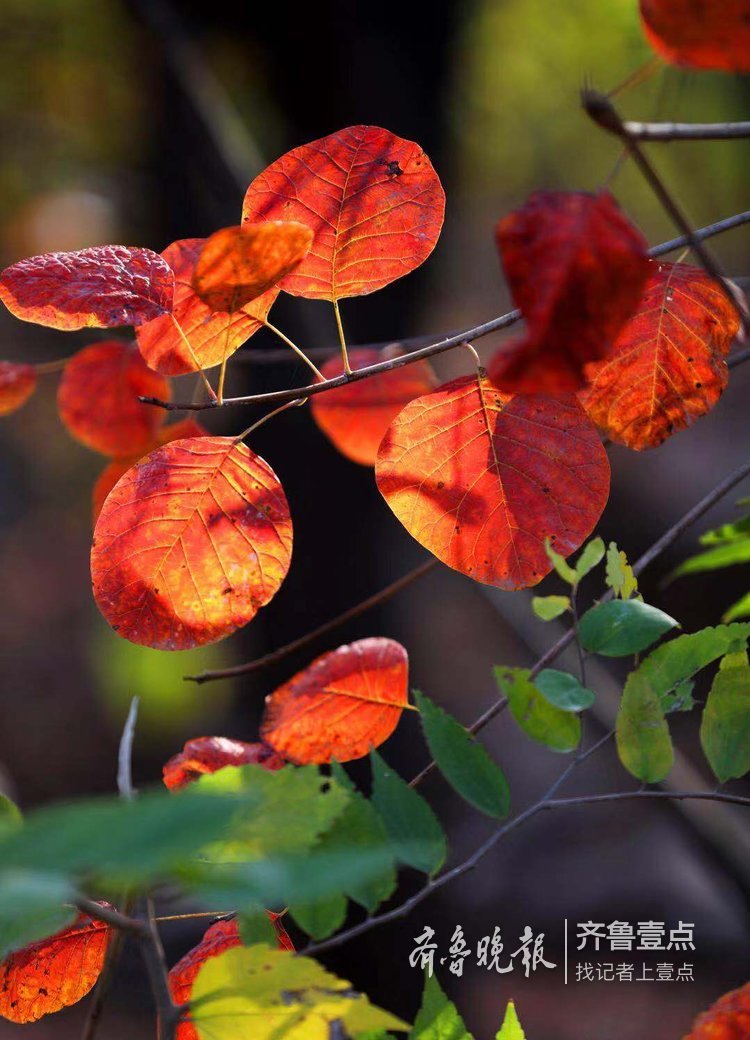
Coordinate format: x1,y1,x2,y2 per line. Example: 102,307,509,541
191,946,409,1039
136,238,279,375
0,245,174,330
683,980,750,1040
605,542,639,600
491,190,649,392
58,340,171,458
497,1001,526,1040
674,540,750,579
311,347,435,465
0,906,110,1023
171,918,293,1040
544,539,577,585
242,125,445,300
192,223,312,312
579,600,678,657
0,362,37,416
163,736,285,791
580,262,739,450
640,0,750,71
495,667,581,752
376,375,610,590
532,595,570,621
575,537,605,580
91,436,293,650
260,638,409,764
415,691,510,818
535,669,596,711
370,748,446,875
700,661,750,782
410,972,471,1040
616,670,673,783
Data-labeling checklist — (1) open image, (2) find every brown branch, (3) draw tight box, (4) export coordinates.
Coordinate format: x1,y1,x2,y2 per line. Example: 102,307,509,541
141,899,183,1040
187,558,437,683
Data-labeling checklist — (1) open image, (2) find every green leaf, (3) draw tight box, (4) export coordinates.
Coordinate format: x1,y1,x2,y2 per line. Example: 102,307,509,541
532,595,570,621
239,906,277,947
197,764,350,862
575,537,605,580
673,539,750,578
323,762,396,913
535,669,596,711
370,749,446,875
635,624,750,710
496,1001,526,1040
0,793,22,833
723,591,750,623
495,668,581,752
616,671,673,783
700,661,750,782
662,679,695,714
289,892,348,940
579,600,678,657
605,542,639,600
544,538,577,584
415,691,510,818
0,871,78,959
410,972,472,1040
191,945,409,1039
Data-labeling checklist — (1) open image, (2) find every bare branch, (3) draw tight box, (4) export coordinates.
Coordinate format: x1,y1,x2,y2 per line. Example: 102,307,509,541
117,697,139,800
616,119,750,143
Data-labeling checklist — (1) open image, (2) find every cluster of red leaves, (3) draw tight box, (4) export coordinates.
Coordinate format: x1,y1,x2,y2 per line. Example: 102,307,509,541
640,0,750,72
683,981,750,1039
0,906,111,1024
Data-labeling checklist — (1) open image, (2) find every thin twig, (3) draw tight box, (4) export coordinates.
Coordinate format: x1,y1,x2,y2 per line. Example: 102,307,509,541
618,119,750,142
117,697,139,800
140,899,182,1040
187,558,437,683
75,900,145,935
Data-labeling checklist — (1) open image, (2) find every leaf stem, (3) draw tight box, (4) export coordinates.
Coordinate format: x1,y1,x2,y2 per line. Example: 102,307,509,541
263,319,325,381
234,397,306,442
171,316,217,400
332,298,351,375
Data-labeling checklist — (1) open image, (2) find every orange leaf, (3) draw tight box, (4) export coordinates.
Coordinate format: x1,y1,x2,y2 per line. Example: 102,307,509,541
0,361,37,416
242,125,445,300
163,736,286,790
0,907,111,1024
91,436,293,650
640,0,750,72
0,245,174,331
136,238,279,376
58,340,171,458
91,418,209,524
375,374,610,589
579,261,740,450
261,637,408,764
494,191,649,392
311,347,436,465
683,980,750,1039
192,223,313,312
170,916,294,1040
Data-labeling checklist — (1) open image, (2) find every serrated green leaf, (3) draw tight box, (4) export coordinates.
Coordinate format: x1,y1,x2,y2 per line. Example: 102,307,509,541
496,668,581,752
579,600,678,657
700,661,750,782
575,537,605,580
0,871,78,959
535,669,596,712
496,1001,526,1040
605,542,639,600
289,892,348,940
370,749,446,875
544,538,577,584
662,679,695,714
410,972,471,1040
415,691,510,819
635,624,750,710
191,945,409,1039
616,670,673,783
532,595,570,621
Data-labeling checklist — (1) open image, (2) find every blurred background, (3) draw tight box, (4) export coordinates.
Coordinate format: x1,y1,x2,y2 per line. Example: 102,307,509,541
1,0,750,1037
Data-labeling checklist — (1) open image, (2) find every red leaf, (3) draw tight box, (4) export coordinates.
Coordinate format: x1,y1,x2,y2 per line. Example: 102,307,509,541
375,374,610,589
58,340,171,458
0,907,111,1024
0,362,37,416
192,223,313,311
92,418,209,524
494,191,649,392
683,980,750,1039
311,347,436,465
640,0,750,71
261,637,409,764
579,261,740,450
0,246,174,331
136,238,279,376
170,916,294,1040
163,736,286,790
91,436,293,650
242,125,445,300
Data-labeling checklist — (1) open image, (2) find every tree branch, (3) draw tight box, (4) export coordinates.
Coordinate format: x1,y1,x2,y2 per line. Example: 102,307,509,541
614,119,750,142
